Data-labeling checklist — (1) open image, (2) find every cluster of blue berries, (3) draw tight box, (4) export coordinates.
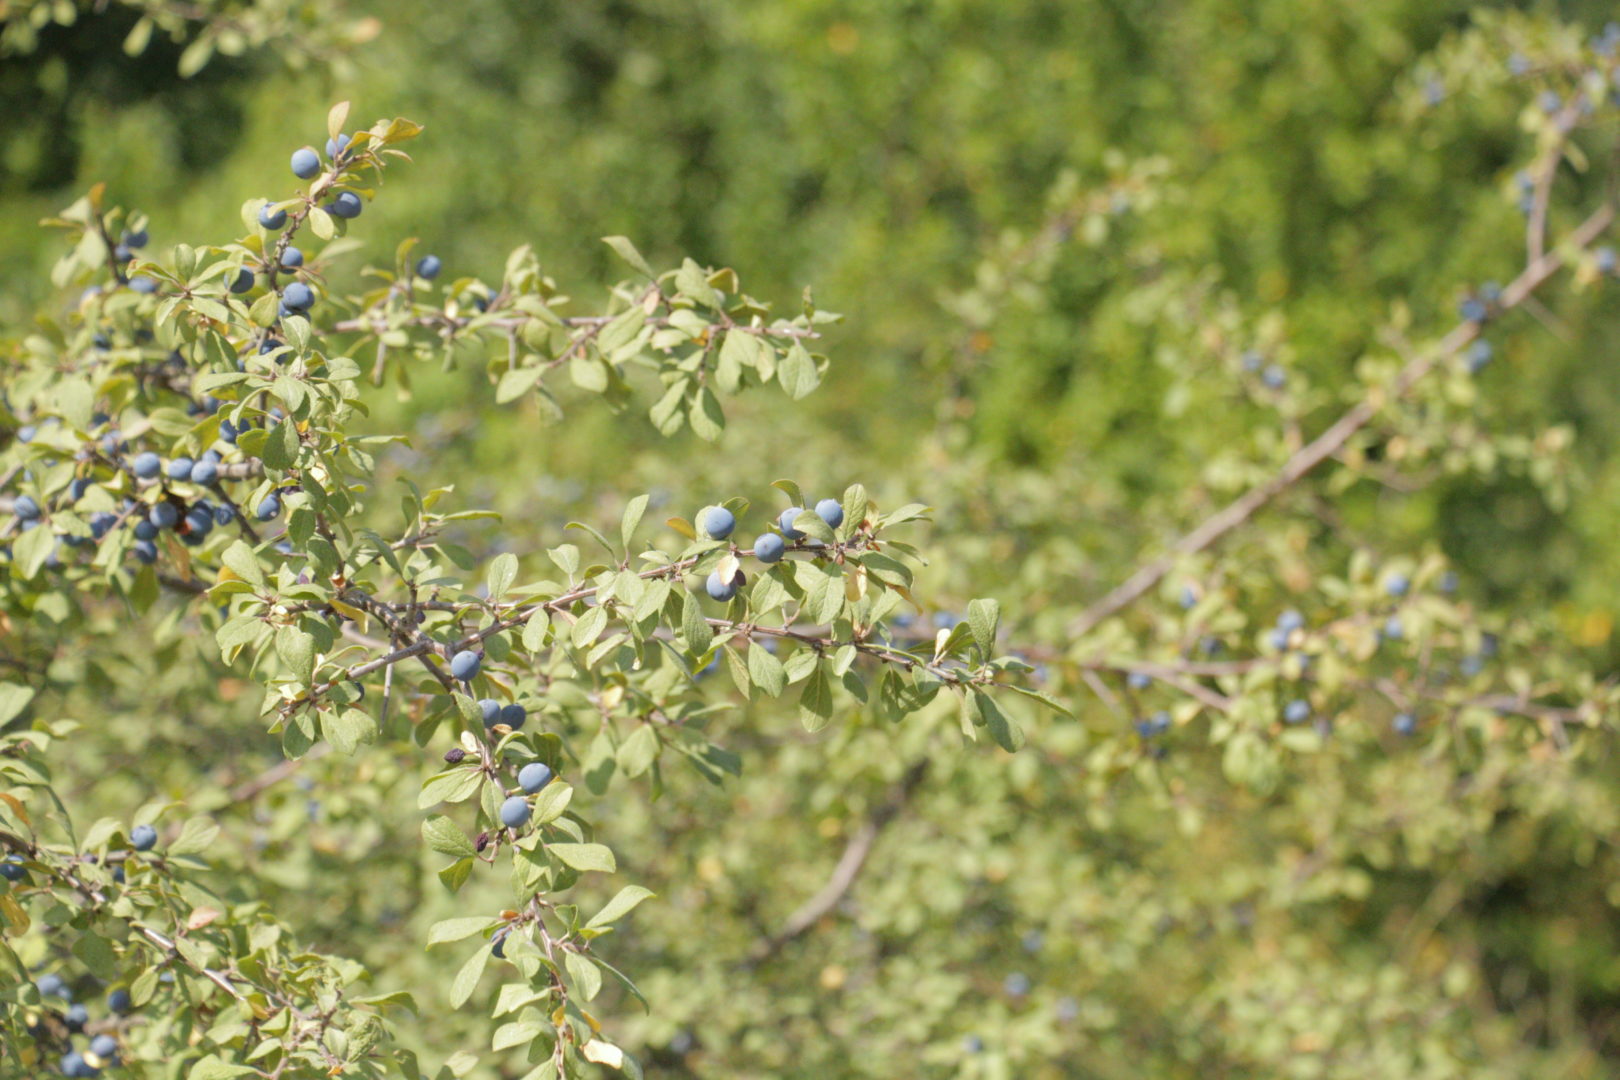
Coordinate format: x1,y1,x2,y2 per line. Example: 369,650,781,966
698,496,846,602
26,975,132,1076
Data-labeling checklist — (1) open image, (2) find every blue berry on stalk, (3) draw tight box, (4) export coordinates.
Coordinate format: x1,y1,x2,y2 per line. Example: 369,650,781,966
258,204,288,230
89,1034,118,1060
133,538,157,564
13,495,40,521
706,568,743,602
1283,699,1311,725
230,268,255,294
499,703,527,730
282,282,314,311
814,498,844,529
130,823,158,851
778,507,806,539
190,458,219,485
149,503,179,530
0,856,25,881
122,228,148,249
326,133,351,160
290,147,321,179
478,698,501,726
107,988,132,1014
499,796,531,829
1393,713,1417,736
329,191,363,218
753,533,785,563
416,254,442,279
280,246,304,269
1384,573,1410,597
130,276,158,295
132,452,161,479
167,457,193,480
256,495,281,521
699,505,735,540
449,650,481,681
519,762,553,793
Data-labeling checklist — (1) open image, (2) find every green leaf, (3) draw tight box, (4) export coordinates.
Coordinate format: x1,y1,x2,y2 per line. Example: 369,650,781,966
487,552,518,601
571,604,609,650
617,725,659,778
168,816,221,856
620,493,649,553
522,609,551,653
748,643,786,698
496,364,544,404
602,235,655,279
321,708,376,754
419,768,485,809
532,780,573,825
777,340,820,399
0,683,36,726
682,590,713,655
548,842,616,873
799,664,834,732
966,598,1000,653
448,943,491,1008
188,1057,261,1080
275,627,317,685
586,885,656,930
428,917,497,946
689,386,725,442
973,690,1025,753
566,951,603,1001
422,814,477,858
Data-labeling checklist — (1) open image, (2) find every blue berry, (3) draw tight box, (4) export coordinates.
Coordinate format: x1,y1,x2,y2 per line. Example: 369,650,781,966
89,1034,118,1060
499,796,531,829
130,823,158,851
59,1052,93,1078
1383,616,1403,640
498,702,527,730
190,458,219,485
130,276,158,295
0,856,25,881
150,503,179,529
133,538,158,564
700,505,735,540
753,533,785,563
519,762,553,793
280,246,304,269
258,204,288,230
1384,573,1410,598
36,973,67,998
132,517,157,541
326,133,352,160
107,988,131,1014
416,254,442,279
1004,972,1031,997
1261,364,1286,389
814,498,845,529
478,698,501,726
778,507,806,539
329,191,363,218
1460,297,1487,323
167,457,194,480
1466,340,1493,373
1598,247,1617,275
282,282,314,311
132,451,161,479
89,512,116,539
1126,671,1151,691
230,268,256,294
13,495,40,521
1277,608,1305,634
256,495,281,521
1179,585,1198,609
449,650,482,681
706,568,743,602
65,1002,88,1029
1283,699,1311,725
17,425,36,442
291,147,321,179
122,228,148,249
1393,713,1417,736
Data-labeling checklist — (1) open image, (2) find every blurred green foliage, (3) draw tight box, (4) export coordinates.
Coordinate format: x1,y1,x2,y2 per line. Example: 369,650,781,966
7,1,1620,1078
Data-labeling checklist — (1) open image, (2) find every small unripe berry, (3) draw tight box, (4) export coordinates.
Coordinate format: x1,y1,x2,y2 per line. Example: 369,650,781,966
290,147,321,179
499,796,531,829
130,823,158,851
449,649,482,681
519,762,554,793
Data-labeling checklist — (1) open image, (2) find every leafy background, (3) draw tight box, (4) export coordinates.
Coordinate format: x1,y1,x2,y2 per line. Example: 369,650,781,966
7,1,1620,1077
